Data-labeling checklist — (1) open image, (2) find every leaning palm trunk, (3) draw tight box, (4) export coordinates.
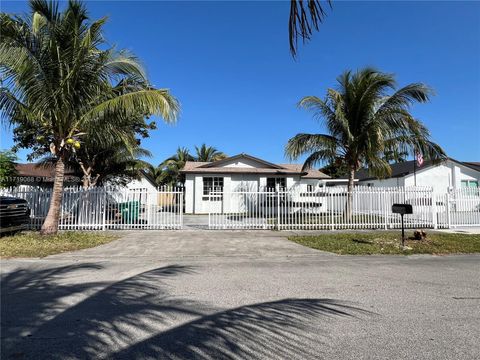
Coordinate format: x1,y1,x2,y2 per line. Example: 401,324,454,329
41,158,65,234
345,168,355,220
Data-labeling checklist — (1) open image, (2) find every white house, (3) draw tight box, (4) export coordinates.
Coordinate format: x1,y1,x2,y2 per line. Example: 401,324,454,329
124,170,158,192
355,158,480,193
181,153,331,214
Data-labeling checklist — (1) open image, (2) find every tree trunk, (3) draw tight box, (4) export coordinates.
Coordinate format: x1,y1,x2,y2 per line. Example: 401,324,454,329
41,157,65,234
82,175,90,189
345,168,355,220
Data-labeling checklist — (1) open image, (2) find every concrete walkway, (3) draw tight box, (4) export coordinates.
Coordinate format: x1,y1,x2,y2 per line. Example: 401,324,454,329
47,230,325,260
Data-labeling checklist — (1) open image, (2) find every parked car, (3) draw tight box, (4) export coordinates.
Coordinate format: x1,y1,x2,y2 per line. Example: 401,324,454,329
0,196,31,235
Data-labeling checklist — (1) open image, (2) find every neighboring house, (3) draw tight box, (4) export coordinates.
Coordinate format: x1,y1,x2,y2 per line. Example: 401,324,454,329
181,153,330,214
12,163,81,188
123,170,158,192
12,163,157,191
354,158,480,193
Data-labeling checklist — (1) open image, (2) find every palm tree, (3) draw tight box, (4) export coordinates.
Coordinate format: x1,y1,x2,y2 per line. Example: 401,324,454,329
158,147,194,186
0,1,179,234
144,163,165,187
195,144,227,162
286,67,445,219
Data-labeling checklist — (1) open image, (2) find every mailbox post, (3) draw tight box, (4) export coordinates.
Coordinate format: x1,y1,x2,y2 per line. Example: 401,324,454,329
392,204,413,247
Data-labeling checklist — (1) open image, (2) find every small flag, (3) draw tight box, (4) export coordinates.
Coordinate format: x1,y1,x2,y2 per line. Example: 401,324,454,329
416,152,424,167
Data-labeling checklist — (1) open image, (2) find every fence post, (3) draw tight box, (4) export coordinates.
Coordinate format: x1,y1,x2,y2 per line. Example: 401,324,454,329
383,189,388,230
102,189,107,231
276,190,280,230
446,191,451,229
179,190,183,229
328,190,333,230
431,190,438,229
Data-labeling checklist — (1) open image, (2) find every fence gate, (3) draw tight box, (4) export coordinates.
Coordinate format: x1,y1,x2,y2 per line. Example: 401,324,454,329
435,188,480,228
0,186,184,230
208,186,480,230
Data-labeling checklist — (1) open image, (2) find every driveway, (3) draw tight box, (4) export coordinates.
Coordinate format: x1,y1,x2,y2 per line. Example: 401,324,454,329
1,230,479,359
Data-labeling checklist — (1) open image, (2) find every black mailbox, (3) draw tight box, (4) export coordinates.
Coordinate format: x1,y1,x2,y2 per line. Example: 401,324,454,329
392,204,413,247
392,204,413,215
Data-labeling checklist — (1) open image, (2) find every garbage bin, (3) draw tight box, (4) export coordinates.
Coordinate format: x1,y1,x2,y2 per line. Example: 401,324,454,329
118,201,140,224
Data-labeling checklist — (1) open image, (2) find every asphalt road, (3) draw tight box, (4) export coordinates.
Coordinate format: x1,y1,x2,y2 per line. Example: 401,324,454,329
1,230,479,359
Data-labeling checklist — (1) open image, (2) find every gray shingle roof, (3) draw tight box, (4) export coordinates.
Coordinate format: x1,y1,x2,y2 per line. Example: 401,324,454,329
180,154,330,179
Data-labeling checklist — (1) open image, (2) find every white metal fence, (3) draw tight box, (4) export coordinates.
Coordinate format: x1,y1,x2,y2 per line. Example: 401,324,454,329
208,186,480,230
0,186,183,230
1,185,479,231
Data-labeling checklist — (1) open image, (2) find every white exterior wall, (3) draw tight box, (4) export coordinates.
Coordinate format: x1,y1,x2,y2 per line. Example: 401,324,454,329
125,177,157,192
359,160,480,193
186,173,322,214
403,160,479,193
451,161,479,188
403,164,451,192
184,175,195,213
222,158,268,168
123,176,158,207
360,177,405,188
230,174,259,191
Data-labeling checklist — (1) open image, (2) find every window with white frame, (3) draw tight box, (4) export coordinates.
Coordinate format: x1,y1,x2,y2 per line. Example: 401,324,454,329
266,177,286,190
461,180,479,188
203,177,224,199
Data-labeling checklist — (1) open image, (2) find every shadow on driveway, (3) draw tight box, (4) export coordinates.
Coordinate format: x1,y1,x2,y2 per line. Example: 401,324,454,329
1,264,369,359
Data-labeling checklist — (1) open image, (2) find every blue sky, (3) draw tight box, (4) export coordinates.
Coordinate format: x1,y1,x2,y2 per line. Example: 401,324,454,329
1,0,479,165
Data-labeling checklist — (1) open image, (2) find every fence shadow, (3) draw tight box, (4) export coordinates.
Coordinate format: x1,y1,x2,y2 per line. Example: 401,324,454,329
2,264,369,359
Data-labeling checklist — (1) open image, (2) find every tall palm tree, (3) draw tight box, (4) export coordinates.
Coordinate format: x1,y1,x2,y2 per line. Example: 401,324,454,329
286,67,445,218
195,144,227,162
158,147,194,186
0,1,179,234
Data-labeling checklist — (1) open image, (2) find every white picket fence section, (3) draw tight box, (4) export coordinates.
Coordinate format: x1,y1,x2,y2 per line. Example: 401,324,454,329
208,186,480,230
1,185,479,231
0,186,183,230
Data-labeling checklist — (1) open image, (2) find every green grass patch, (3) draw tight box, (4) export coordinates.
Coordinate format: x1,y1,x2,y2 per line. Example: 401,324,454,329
0,231,118,258
289,231,480,255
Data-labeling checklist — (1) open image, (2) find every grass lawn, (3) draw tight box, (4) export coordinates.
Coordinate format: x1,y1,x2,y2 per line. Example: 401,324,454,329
0,231,118,258
289,231,480,255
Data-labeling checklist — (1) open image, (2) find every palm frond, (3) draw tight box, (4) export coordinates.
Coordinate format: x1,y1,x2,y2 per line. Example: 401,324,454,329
289,0,331,57
285,133,339,162
81,89,179,125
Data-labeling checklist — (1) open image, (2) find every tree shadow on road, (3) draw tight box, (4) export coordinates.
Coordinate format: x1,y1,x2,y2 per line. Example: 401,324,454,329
113,298,367,360
1,264,370,359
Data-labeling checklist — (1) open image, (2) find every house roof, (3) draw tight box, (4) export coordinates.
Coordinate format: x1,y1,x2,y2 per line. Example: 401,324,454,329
463,162,480,172
180,154,330,179
15,163,79,179
197,153,284,169
352,158,480,181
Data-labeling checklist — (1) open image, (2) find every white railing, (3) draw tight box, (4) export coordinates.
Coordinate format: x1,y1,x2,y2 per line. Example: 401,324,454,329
208,186,480,230
0,186,184,230
434,188,480,228
1,185,478,231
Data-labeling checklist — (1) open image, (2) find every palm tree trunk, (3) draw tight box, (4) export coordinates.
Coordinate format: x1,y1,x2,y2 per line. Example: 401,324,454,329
41,157,65,234
345,168,355,220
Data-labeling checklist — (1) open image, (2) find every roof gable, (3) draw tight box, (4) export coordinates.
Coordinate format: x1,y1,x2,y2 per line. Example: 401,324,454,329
198,154,284,169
